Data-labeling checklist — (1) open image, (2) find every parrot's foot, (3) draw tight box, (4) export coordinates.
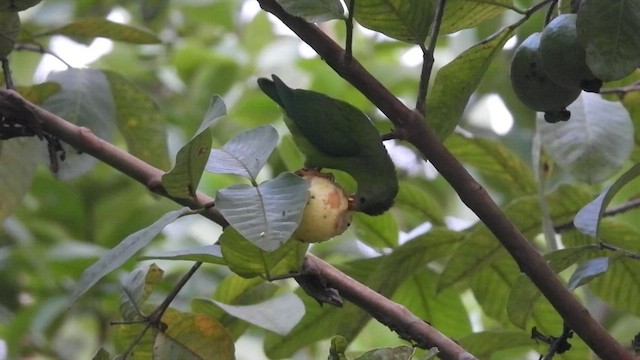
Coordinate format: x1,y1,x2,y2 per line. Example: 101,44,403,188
295,167,334,181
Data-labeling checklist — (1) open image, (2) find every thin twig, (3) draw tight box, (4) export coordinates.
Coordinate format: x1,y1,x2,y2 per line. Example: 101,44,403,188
544,0,558,26
14,43,73,68
147,262,203,325
599,242,640,260
1,58,14,89
600,82,640,97
554,197,640,233
416,0,446,114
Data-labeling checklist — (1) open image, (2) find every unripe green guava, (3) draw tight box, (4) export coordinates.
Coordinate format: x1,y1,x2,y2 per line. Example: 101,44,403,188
539,14,602,92
510,32,581,122
293,171,352,243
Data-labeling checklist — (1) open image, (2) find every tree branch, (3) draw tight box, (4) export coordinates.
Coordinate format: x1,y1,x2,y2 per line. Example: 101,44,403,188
0,89,476,360
254,1,633,359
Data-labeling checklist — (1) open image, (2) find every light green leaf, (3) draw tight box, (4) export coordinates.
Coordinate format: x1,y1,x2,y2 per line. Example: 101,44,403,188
16,82,61,104
155,310,235,360
354,0,435,44
353,346,415,360
104,70,170,169
216,172,308,252
440,0,513,34
394,181,445,226
590,256,640,315
39,18,161,44
445,133,536,195
212,294,304,335
577,0,640,81
428,27,513,138
458,331,534,359
567,257,611,291
141,245,226,264
353,211,399,248
539,93,634,184
119,263,164,321
0,138,40,222
43,68,116,179
574,162,640,237
70,207,191,304
219,227,307,279
276,0,345,22
206,125,278,181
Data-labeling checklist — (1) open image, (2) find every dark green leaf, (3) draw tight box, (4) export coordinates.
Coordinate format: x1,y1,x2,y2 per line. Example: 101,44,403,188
577,0,640,81
119,263,164,321
276,0,345,22
0,12,20,58
219,227,307,279
354,0,435,44
0,0,42,11
216,172,308,252
206,125,279,180
393,180,445,226
70,207,191,304
104,70,170,169
428,27,513,138
43,68,116,179
39,18,161,44
161,130,212,199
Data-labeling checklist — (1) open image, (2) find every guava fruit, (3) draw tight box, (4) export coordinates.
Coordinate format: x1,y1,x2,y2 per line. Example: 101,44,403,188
510,32,581,122
293,170,352,243
539,14,602,92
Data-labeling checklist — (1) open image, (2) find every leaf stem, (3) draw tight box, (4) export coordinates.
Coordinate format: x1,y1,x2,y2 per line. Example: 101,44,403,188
415,0,446,115
554,197,640,233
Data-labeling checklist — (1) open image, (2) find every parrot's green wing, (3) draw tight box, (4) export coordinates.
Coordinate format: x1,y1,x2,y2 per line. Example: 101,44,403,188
258,76,380,158
258,75,399,216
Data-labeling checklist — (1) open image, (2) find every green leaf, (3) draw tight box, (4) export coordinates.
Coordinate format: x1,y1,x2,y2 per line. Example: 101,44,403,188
162,96,225,199
43,68,116,179
39,18,161,44
0,11,20,58
353,211,398,248
219,227,307,279
458,331,534,359
354,0,435,44
155,309,234,360
211,294,304,335
0,138,40,222
577,0,640,81
353,345,415,360
141,245,226,264
393,180,445,226
276,0,345,22
216,172,309,252
590,256,640,315
0,0,42,11
16,82,61,104
91,348,110,360
440,0,513,34
567,256,611,291
539,93,633,184
393,270,472,338
119,263,164,321
206,125,278,181
428,26,513,138
70,207,190,304
103,70,170,169
574,162,640,237
445,134,536,195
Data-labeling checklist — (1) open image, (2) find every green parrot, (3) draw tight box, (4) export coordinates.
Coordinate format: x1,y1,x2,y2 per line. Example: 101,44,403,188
257,75,398,216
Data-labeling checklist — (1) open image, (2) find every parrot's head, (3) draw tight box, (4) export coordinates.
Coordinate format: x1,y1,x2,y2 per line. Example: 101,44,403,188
349,179,398,216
